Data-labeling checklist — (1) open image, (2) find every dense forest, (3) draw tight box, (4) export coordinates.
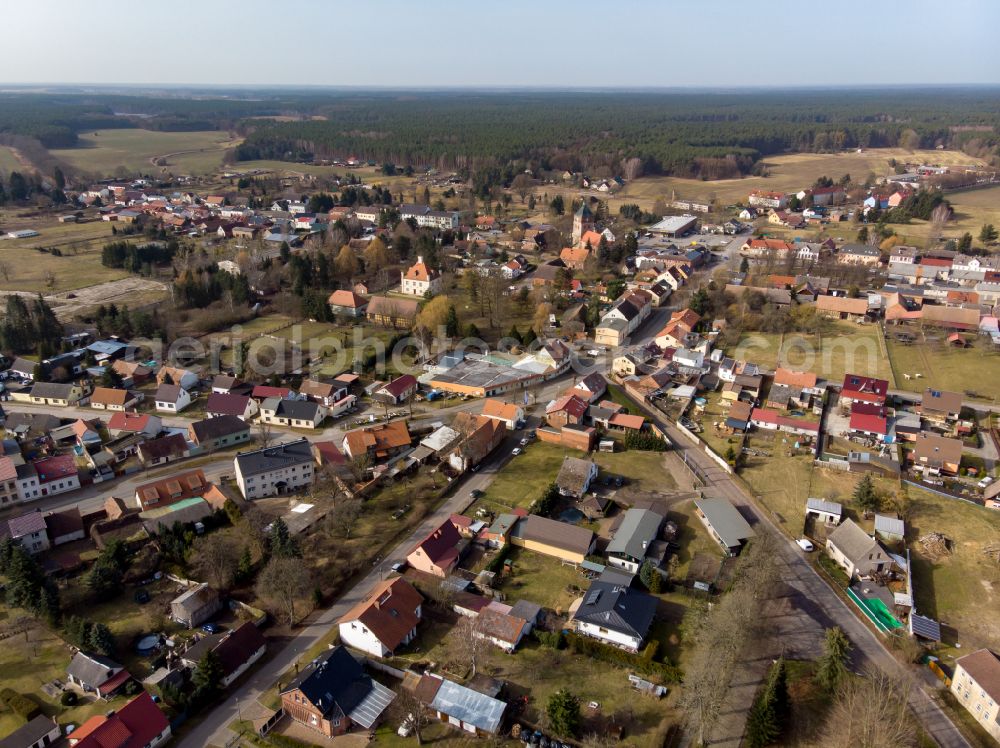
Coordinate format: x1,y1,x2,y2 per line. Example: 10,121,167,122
1,88,999,181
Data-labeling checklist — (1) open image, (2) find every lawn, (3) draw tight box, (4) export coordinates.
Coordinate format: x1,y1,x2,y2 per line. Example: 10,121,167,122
51,129,241,176
689,389,743,458
667,498,725,579
0,622,130,737
476,442,569,512
886,336,1000,403
498,546,589,614
724,322,891,384
592,450,677,492
906,487,1000,654
738,432,816,532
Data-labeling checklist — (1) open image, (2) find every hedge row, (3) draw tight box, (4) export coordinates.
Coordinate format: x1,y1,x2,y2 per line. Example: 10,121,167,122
564,632,682,683
483,543,511,576
0,688,41,721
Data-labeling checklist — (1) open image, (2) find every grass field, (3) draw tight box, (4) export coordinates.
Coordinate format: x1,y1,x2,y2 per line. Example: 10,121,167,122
0,146,23,173
500,546,588,613
0,212,129,293
475,442,568,513
51,129,241,176
592,450,677,492
726,322,891,384
538,149,987,214
887,336,1000,402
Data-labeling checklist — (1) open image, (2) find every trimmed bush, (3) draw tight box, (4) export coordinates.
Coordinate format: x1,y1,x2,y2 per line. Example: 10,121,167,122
564,632,681,682
0,688,41,721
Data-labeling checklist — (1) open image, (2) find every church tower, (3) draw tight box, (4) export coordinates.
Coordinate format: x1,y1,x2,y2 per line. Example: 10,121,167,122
572,200,595,246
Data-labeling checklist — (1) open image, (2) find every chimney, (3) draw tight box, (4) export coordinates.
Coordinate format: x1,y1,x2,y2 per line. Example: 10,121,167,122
417,255,424,265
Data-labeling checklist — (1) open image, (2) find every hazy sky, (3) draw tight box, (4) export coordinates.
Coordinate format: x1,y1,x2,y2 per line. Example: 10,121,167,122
3,0,999,88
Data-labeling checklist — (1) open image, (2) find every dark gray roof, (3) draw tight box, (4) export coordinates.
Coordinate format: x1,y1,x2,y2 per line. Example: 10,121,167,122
280,646,392,727
191,415,249,443
0,715,58,748
266,398,322,421
694,498,755,549
29,381,74,399
607,508,663,560
509,599,542,623
573,581,657,639
155,383,183,401
67,651,122,687
235,438,313,477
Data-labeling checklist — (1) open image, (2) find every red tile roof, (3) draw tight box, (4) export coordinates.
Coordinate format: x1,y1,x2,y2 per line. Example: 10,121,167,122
842,374,889,404
338,577,423,652
108,411,153,432
252,385,291,400
380,374,417,399
410,519,462,569
850,403,888,435
69,692,169,748
33,455,78,484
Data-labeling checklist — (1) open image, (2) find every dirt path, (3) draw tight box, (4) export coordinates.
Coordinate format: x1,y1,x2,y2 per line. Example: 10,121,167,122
148,135,243,167
0,276,168,319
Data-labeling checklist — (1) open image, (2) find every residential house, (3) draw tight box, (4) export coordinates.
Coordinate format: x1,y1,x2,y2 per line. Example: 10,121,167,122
816,294,870,320
66,692,170,748
108,411,161,438
509,514,595,564
480,399,524,430
205,392,258,420
606,508,663,574
911,432,963,476
366,296,420,328
559,246,592,270
298,379,347,408
112,359,153,386
156,366,199,390
138,433,190,467
170,583,222,628
407,519,464,578
750,407,820,437
328,290,369,317
28,381,88,407
567,372,607,403
841,374,889,407
693,498,755,556
259,398,325,429
849,402,889,441
89,386,139,411
234,438,314,499
401,256,442,296
445,413,505,472
837,244,882,266
473,603,536,652
950,649,1000,742
654,308,701,349
572,581,658,652
154,383,192,413
414,673,506,736
920,388,963,425
342,420,411,461
33,455,80,497
6,511,50,554
555,456,598,498
545,394,589,430
740,238,796,257
189,415,252,451
748,190,787,210
66,651,130,698
806,497,843,527
825,518,890,579
374,374,418,405
338,577,424,657
210,375,244,395
43,507,84,547
0,457,22,508
180,622,267,689
0,715,61,748
133,468,211,511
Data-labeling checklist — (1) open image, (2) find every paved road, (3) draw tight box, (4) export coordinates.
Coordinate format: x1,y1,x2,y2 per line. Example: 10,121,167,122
178,427,527,748
636,401,969,747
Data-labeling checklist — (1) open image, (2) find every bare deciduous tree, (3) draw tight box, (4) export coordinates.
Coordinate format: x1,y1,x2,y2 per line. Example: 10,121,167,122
325,497,363,539
0,261,12,282
257,419,274,449
255,556,313,626
818,668,916,748
192,533,238,590
453,614,490,678
389,686,432,745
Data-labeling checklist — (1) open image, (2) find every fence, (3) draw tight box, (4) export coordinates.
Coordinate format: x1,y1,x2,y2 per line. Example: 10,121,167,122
674,421,733,474
901,479,983,507
815,456,851,471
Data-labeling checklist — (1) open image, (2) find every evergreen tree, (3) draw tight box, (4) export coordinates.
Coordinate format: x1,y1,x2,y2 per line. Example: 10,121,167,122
87,623,116,657
816,627,851,694
236,545,254,583
507,325,522,344
746,657,789,748
270,517,299,558
192,649,224,700
546,688,581,738
853,474,880,516
445,304,460,337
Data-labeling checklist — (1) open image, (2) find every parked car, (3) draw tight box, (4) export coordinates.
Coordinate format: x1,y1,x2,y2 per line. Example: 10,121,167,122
201,623,222,634
511,447,522,456
470,489,484,499
795,538,814,552
519,438,529,446
978,476,994,489
391,561,408,574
